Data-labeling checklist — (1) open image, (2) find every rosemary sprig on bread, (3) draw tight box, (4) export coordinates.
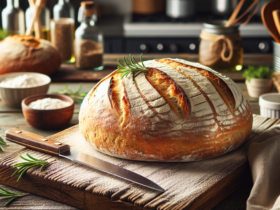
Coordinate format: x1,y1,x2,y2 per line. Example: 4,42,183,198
117,54,148,79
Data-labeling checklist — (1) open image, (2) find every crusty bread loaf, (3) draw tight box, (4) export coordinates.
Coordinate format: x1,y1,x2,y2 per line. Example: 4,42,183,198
79,58,253,162
0,35,61,75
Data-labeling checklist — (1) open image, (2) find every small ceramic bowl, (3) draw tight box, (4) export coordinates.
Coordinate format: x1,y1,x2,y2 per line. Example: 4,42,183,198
259,93,280,119
0,72,51,108
22,94,74,130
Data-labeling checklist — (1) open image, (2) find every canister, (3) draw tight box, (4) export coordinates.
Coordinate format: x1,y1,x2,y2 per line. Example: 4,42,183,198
273,41,280,72
259,93,280,119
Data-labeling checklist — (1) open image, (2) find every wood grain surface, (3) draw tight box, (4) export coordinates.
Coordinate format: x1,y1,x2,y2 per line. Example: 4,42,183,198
0,115,277,210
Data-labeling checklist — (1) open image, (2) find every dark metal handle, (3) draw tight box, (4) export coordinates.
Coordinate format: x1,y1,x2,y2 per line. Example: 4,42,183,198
5,128,70,155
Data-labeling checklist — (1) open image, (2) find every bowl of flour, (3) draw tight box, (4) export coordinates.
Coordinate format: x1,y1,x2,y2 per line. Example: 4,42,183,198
0,72,50,107
22,94,74,130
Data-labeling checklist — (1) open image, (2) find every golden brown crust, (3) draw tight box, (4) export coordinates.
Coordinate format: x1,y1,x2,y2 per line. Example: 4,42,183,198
79,58,253,162
0,35,61,76
145,68,190,118
157,58,236,111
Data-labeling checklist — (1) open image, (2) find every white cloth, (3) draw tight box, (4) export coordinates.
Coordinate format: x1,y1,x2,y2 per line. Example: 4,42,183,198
247,127,280,210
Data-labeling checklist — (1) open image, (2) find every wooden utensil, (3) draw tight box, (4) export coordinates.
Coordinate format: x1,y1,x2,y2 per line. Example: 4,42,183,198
28,0,44,39
261,0,280,43
273,9,280,37
26,0,46,38
225,0,245,27
225,0,259,27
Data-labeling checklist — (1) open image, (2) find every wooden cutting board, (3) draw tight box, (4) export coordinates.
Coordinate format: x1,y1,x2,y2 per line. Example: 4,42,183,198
0,115,278,210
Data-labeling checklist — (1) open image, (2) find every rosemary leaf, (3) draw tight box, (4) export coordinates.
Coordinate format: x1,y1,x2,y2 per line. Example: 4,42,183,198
52,85,88,103
0,136,8,152
0,137,7,146
117,54,148,79
11,153,56,182
0,187,29,206
140,53,146,68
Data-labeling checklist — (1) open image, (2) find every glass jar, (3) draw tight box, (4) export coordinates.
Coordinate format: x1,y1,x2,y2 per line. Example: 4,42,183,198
51,18,74,62
53,0,75,63
53,0,75,20
75,1,103,71
1,0,25,35
199,21,243,72
25,6,50,40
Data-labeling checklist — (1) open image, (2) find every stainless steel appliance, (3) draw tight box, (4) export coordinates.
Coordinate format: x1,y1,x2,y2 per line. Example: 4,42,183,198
166,0,195,18
211,0,238,16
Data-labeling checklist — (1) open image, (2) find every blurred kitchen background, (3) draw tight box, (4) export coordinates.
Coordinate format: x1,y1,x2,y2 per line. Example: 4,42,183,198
0,0,274,54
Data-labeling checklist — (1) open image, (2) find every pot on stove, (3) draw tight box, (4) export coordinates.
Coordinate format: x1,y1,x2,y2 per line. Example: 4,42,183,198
211,0,238,17
166,0,195,19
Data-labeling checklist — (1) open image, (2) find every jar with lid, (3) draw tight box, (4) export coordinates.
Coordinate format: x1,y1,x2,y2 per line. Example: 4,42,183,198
1,0,25,35
25,6,50,40
199,21,243,72
75,1,103,71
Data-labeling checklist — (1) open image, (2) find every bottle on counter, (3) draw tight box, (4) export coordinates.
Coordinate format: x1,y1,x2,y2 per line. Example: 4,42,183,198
53,0,75,63
53,0,75,20
1,0,25,35
199,21,243,72
25,5,50,40
75,1,103,71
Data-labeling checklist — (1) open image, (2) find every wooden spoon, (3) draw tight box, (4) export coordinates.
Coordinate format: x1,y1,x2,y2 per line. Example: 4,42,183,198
26,0,46,38
27,0,42,38
273,10,280,38
261,0,280,43
225,0,245,27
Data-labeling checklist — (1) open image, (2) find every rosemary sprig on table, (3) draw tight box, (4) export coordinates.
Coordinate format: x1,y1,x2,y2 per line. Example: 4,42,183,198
52,85,88,103
0,187,29,206
11,153,55,182
117,54,148,79
0,136,7,152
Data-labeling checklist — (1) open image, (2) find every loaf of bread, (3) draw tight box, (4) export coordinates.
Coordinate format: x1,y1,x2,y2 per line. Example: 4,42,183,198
0,35,61,75
79,58,253,162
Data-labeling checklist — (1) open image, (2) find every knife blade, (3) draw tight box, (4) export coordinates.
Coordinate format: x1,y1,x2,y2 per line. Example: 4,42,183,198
5,128,165,192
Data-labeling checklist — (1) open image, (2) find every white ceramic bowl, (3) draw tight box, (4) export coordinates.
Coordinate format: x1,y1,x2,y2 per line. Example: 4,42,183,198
0,72,51,108
259,93,280,119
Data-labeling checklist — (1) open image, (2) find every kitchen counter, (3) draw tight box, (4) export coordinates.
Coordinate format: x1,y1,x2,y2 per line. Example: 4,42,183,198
0,54,271,209
51,54,273,83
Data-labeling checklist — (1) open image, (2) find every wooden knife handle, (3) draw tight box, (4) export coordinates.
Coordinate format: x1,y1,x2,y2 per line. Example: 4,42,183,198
5,128,70,156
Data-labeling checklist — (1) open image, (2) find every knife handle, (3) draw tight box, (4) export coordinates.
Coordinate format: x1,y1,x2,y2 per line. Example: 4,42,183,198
5,128,70,156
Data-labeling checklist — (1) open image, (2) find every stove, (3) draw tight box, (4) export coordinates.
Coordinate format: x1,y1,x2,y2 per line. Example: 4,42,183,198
121,13,273,54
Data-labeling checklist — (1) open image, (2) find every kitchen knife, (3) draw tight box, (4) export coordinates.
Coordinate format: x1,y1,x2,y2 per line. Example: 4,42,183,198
5,128,165,192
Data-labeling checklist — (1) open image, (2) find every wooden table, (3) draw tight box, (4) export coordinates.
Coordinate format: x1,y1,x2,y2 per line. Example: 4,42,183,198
0,54,268,209
0,82,260,209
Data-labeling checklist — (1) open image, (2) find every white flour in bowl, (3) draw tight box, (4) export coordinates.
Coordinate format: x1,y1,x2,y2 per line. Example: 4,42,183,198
28,98,71,110
0,74,44,88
